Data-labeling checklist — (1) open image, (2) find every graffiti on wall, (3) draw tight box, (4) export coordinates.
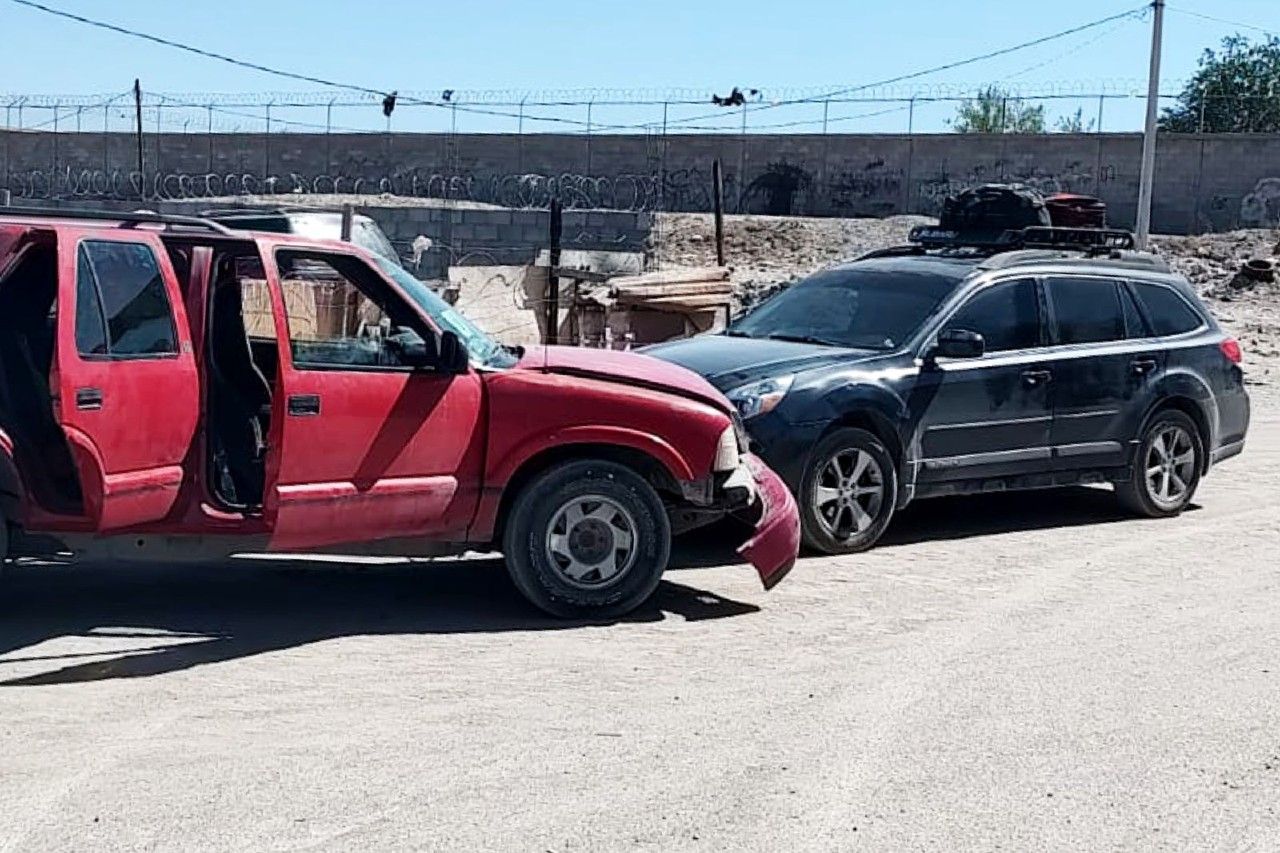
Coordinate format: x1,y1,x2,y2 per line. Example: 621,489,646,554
1240,178,1280,227
1,166,670,211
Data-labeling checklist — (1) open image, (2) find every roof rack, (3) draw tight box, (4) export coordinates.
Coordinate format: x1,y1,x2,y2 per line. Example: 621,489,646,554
907,224,1137,254
0,205,234,235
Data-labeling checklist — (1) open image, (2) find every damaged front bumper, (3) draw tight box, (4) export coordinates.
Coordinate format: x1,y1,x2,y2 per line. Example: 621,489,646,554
734,454,800,590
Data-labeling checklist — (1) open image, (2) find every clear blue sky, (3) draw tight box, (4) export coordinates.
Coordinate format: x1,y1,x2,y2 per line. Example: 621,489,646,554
1,0,1276,134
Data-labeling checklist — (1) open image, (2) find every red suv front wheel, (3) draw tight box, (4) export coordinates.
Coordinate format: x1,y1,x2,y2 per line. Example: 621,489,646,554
502,459,671,619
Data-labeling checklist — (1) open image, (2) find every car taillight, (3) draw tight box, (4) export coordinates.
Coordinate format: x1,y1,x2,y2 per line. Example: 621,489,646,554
1220,338,1242,364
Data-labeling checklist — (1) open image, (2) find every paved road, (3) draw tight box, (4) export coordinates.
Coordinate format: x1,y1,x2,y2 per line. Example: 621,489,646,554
2,411,1277,852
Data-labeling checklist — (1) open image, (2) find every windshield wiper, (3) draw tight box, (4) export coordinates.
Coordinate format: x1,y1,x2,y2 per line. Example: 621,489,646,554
765,333,843,347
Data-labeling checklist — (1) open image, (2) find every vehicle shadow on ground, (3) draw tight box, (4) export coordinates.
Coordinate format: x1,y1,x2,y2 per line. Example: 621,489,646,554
880,486,1199,547
0,553,759,687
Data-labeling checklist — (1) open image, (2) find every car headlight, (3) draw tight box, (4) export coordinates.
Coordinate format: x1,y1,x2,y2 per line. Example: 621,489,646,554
726,375,794,420
713,425,741,472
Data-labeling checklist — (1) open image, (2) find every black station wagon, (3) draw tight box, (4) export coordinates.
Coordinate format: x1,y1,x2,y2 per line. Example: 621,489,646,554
649,227,1251,553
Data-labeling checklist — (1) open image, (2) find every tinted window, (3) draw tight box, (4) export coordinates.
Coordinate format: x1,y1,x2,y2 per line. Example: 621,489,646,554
1046,277,1124,345
947,279,1040,352
1120,284,1149,338
76,241,177,357
731,266,960,350
1131,282,1202,337
74,249,108,356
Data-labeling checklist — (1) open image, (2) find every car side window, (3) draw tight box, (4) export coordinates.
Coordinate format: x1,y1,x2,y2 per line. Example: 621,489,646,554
1045,277,1124,345
1131,281,1203,337
1120,283,1150,338
275,250,423,370
947,279,1041,353
75,240,178,358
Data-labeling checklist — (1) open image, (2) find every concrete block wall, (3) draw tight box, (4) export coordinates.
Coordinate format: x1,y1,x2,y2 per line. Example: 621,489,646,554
4,129,1280,234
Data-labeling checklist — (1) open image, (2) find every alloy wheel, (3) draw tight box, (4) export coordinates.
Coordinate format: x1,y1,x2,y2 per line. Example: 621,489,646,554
813,448,886,541
1144,424,1197,510
544,495,638,588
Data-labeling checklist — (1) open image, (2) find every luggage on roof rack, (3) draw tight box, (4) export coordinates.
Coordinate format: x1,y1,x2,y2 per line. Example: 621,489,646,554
939,184,1051,239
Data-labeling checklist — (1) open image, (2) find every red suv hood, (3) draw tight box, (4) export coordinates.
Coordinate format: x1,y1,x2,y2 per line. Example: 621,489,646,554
516,345,733,415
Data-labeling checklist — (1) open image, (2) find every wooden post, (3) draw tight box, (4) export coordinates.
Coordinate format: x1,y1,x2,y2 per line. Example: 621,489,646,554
545,198,563,345
712,159,725,266
340,203,354,242
133,79,145,201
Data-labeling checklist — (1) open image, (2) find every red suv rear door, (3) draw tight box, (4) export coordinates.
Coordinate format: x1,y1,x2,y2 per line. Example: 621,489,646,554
54,229,200,529
258,242,485,550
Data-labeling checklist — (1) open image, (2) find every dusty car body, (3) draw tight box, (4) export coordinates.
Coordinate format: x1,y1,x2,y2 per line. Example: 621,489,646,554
0,208,797,618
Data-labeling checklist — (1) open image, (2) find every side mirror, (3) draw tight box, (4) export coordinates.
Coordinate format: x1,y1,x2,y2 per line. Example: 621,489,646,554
438,330,469,374
386,327,438,368
931,328,985,361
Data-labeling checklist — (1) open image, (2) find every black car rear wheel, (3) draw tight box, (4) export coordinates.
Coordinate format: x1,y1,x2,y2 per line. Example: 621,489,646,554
1117,409,1203,518
799,427,897,554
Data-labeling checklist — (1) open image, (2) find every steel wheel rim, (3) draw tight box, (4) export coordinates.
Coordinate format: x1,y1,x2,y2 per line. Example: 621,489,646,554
1144,425,1196,509
545,495,638,589
813,448,885,540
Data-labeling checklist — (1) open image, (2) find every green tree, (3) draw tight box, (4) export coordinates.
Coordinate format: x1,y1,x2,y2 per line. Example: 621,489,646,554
1055,107,1096,133
1161,35,1280,133
951,86,1045,133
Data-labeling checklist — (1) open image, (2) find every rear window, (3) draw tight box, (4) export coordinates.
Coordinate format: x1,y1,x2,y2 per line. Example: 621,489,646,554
75,240,178,358
1131,282,1203,337
1045,277,1124,345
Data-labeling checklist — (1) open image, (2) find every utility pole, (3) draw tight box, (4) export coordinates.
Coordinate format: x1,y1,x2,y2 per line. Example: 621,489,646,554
1135,0,1164,250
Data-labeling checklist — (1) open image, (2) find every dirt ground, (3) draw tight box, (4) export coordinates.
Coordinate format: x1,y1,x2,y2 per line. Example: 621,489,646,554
1,402,1276,851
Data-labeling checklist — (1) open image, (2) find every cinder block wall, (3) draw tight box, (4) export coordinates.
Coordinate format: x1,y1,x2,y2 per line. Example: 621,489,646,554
4,130,1280,234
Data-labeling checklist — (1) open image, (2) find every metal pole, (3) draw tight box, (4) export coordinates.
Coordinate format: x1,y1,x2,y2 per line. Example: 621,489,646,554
207,103,214,172
326,99,334,175
1197,84,1208,134
340,203,354,241
264,102,272,181
1135,0,1164,250
822,100,830,135
908,96,916,134
1097,93,1105,133
133,79,145,200
712,159,725,266
545,197,562,346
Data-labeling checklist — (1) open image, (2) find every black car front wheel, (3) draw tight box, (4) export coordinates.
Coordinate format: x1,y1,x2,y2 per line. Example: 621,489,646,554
1117,409,1203,517
799,427,897,554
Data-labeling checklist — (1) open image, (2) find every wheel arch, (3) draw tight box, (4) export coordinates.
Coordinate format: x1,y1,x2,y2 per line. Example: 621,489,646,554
490,443,681,546
1140,395,1213,474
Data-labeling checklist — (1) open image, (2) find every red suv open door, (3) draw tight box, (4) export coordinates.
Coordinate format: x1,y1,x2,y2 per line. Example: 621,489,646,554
54,229,199,530
257,243,485,550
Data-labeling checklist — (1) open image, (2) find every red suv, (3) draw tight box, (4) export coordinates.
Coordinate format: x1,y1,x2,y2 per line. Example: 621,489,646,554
0,208,798,618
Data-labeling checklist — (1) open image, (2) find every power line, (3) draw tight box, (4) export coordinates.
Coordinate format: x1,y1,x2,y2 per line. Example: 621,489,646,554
642,3,1149,130
5,0,387,96
1167,7,1276,38
3,0,603,131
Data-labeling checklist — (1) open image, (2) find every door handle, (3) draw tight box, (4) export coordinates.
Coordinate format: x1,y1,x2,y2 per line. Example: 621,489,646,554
1130,357,1158,376
1021,369,1052,387
75,387,104,410
287,394,321,416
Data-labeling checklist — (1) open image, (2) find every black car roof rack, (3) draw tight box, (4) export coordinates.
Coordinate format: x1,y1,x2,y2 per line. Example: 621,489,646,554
0,205,234,235
907,224,1137,254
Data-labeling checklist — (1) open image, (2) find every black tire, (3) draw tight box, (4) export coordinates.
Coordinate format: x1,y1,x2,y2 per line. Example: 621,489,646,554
799,427,898,554
1117,409,1204,518
502,459,671,619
